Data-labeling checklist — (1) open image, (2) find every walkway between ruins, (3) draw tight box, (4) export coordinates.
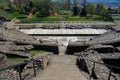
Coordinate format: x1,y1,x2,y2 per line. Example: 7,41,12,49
32,55,87,80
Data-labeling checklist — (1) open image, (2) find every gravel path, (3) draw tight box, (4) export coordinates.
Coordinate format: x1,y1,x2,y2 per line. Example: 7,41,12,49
32,55,87,80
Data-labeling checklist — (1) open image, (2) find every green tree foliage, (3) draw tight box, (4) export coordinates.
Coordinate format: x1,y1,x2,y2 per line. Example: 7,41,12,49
13,0,29,12
72,0,80,16
36,7,50,17
0,10,8,21
12,0,55,17
96,4,104,15
0,0,113,21
10,3,18,11
80,8,87,17
0,0,12,21
83,2,113,21
24,0,33,12
0,0,11,10
73,6,79,16
99,6,113,21
87,2,97,15
67,0,71,10
32,0,55,17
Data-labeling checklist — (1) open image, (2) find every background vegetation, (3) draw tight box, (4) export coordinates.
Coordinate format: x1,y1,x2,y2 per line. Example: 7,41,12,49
0,0,119,22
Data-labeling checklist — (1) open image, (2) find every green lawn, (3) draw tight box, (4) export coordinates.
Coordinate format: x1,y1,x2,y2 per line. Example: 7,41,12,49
7,50,45,62
28,49,45,55
6,12,115,21
7,56,26,62
20,17,60,22
20,15,112,22
67,16,93,21
7,12,61,21
113,17,120,21
7,12,27,19
20,16,96,22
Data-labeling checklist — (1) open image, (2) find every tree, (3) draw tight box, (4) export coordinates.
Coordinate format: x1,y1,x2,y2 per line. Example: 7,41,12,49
0,0,11,21
0,10,7,20
87,2,97,15
80,0,87,17
74,0,78,7
13,0,29,12
33,0,55,17
80,8,87,17
99,7,113,21
25,0,33,12
36,7,49,17
54,0,61,9
96,4,104,15
67,0,71,10
73,6,78,16
0,0,11,10
10,3,18,11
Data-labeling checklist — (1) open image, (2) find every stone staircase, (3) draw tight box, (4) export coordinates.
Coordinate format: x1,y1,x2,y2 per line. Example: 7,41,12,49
57,37,69,55
32,55,87,80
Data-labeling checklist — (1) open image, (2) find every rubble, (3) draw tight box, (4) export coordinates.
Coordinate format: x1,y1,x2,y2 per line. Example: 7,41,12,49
0,53,7,66
0,41,31,57
0,70,19,80
77,50,119,80
87,44,115,53
100,53,120,59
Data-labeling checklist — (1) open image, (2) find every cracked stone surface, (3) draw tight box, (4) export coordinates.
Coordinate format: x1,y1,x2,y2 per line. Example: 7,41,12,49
32,55,87,80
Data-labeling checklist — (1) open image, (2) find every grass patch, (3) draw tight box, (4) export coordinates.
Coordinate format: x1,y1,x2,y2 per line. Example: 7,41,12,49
7,56,26,62
6,12,114,21
67,16,93,21
8,57,25,62
113,17,120,21
7,12,27,19
20,16,94,22
28,50,45,55
20,16,61,22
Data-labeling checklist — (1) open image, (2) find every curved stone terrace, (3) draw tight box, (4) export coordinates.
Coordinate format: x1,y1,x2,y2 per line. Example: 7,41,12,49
4,21,115,30
0,21,120,80
20,28,107,36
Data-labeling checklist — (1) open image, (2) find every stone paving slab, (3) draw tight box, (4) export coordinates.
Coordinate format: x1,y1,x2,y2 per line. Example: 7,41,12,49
32,55,87,80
